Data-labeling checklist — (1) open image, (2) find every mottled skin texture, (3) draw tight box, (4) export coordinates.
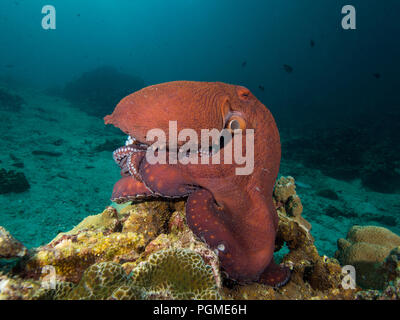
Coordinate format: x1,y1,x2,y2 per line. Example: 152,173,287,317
104,81,290,286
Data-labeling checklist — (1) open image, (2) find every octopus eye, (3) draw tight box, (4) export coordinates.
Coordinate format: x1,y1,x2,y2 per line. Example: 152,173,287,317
229,119,240,130
226,115,246,131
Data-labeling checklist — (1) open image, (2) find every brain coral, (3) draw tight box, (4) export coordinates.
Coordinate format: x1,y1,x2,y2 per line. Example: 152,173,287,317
32,249,221,300
335,225,400,289
66,262,142,300
384,246,400,282
131,248,221,300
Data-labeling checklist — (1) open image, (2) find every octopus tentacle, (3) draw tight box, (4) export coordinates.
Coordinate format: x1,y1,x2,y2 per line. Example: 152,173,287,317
138,157,197,198
258,258,291,287
113,145,146,180
186,189,244,278
111,176,157,203
112,145,138,165
127,151,146,181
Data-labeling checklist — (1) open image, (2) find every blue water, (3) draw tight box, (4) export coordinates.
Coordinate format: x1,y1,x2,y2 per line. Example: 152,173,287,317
0,0,399,256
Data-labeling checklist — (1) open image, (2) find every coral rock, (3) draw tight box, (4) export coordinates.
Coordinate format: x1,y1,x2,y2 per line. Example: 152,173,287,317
24,230,145,283
335,226,400,289
0,226,27,259
121,201,171,244
0,273,41,300
273,176,296,203
54,206,120,240
131,248,221,299
66,262,142,300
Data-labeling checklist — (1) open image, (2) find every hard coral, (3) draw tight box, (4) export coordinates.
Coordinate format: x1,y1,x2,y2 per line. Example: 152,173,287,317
66,262,142,300
131,248,221,300
273,176,296,203
54,206,121,239
335,226,400,289
0,273,41,300
24,202,173,283
138,204,222,288
121,201,171,244
0,226,27,259
34,248,221,300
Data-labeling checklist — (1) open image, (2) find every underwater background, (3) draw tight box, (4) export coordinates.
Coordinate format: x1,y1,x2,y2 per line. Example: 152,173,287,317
0,0,399,260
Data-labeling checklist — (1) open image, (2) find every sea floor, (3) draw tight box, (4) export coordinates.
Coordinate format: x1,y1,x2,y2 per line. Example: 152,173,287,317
0,85,399,257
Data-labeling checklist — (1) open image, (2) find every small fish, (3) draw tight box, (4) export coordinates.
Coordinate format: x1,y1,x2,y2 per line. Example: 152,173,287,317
283,64,293,73
373,73,381,79
241,61,247,67
258,85,264,91
77,13,81,17
310,40,315,47
5,64,14,68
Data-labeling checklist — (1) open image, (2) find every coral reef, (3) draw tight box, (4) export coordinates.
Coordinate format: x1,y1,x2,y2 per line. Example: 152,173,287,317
0,226,27,259
273,176,311,230
1,176,399,300
120,201,171,244
356,247,400,300
131,249,221,299
63,66,145,117
23,207,145,283
32,248,220,300
356,280,400,300
335,226,400,289
64,262,141,300
22,202,172,283
0,273,41,300
384,246,400,282
0,168,30,194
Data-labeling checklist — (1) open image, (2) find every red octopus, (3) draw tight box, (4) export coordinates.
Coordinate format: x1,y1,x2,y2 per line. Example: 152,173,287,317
104,81,290,286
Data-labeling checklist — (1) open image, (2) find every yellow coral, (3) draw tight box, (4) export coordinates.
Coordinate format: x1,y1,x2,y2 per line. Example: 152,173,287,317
65,262,142,300
25,231,145,283
131,248,221,300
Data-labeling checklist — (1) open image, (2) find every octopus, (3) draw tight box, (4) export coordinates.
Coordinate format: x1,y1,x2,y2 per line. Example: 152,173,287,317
104,81,290,286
